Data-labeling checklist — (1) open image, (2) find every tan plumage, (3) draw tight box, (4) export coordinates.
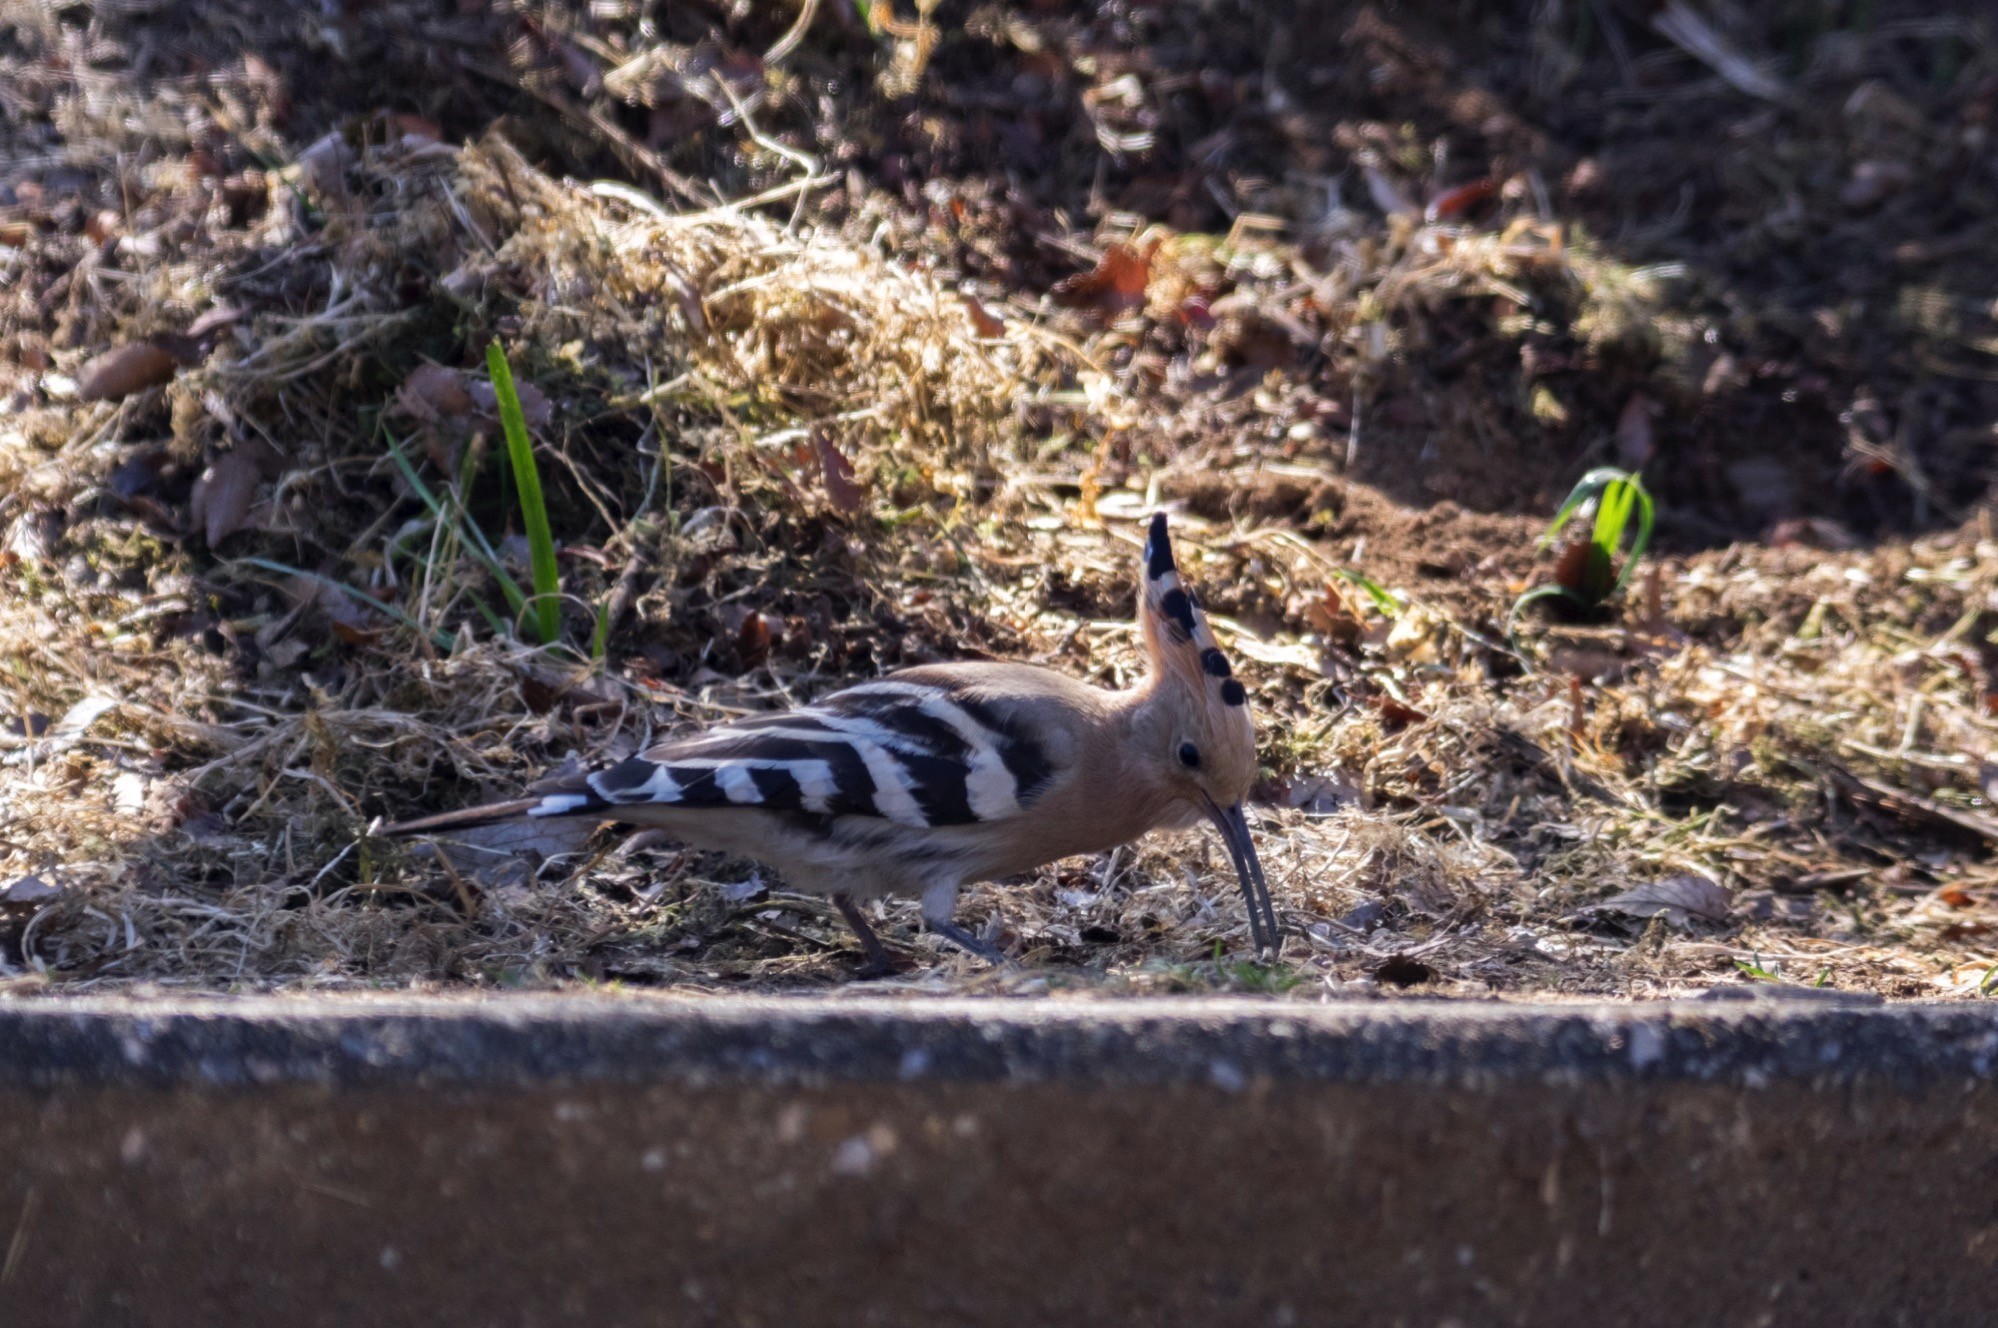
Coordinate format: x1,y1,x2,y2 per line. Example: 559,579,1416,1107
379,513,1274,971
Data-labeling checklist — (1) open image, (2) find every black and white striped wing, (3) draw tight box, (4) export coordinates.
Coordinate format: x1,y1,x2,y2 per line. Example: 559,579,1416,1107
523,679,1057,830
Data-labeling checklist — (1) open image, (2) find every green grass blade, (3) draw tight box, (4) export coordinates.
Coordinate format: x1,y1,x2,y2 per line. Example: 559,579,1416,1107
383,430,528,617
1592,477,1636,557
589,599,612,662
487,341,562,646
1330,567,1402,618
1609,478,1655,598
467,592,512,640
1506,583,1591,654
1541,466,1629,548
1540,477,1603,548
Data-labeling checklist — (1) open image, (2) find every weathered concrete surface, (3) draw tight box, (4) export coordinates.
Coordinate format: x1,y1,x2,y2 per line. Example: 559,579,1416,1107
1,995,1995,1326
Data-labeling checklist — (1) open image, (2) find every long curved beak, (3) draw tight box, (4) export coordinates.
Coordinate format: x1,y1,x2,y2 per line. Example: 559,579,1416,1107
1200,794,1280,958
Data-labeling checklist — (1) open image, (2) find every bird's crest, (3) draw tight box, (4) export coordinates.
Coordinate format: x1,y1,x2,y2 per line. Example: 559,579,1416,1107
1138,512,1246,709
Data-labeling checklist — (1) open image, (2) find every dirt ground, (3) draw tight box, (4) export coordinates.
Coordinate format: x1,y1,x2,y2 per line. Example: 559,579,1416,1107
5,0,1998,999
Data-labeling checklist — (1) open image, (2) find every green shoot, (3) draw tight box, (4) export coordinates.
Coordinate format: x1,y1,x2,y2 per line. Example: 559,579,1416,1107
1734,956,1781,983
1539,465,1654,601
1217,959,1308,994
487,340,562,646
1330,567,1402,618
1511,467,1655,635
589,599,612,663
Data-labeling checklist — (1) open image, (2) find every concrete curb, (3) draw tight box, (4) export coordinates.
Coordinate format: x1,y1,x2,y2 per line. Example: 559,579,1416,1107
0,992,1984,1089
2,995,1994,1324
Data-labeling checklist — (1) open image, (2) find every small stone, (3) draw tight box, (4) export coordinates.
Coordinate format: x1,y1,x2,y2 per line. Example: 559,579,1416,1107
0,874,61,908
1337,900,1385,932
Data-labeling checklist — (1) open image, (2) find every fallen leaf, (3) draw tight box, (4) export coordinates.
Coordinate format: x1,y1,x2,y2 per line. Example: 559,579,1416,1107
297,130,354,205
521,675,560,714
815,430,866,513
1305,584,1366,646
1206,294,1306,369
185,303,246,338
388,112,443,144
5,508,60,565
1337,900,1385,931
397,362,477,421
1051,238,1156,316
313,578,384,646
1586,874,1733,928
1424,178,1496,222
75,341,178,402
1368,692,1428,727
107,450,165,501
959,291,1005,337
187,448,262,546
467,375,553,428
1174,293,1214,330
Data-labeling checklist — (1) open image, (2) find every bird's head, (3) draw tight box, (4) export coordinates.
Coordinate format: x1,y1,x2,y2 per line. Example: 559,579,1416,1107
1135,511,1276,954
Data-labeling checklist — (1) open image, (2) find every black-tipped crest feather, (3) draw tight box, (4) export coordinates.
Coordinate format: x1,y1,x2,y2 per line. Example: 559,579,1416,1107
1145,511,1176,579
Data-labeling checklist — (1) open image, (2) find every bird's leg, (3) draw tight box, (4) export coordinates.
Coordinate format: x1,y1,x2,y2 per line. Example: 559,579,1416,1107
919,880,1008,966
831,893,898,978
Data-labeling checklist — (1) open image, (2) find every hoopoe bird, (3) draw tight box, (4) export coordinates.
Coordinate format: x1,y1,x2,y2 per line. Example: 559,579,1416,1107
379,513,1276,970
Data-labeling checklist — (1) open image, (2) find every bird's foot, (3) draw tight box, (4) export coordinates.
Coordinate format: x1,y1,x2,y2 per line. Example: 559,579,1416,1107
925,918,1010,967
832,894,914,978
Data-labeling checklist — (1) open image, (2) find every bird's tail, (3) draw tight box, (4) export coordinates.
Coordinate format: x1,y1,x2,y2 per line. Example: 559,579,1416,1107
373,794,598,838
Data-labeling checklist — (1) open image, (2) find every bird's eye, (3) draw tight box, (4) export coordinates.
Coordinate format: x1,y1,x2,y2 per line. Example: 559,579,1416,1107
1178,742,1201,769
